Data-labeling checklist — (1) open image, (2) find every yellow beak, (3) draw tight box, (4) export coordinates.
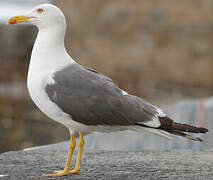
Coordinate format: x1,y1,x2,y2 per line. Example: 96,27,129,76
8,15,36,25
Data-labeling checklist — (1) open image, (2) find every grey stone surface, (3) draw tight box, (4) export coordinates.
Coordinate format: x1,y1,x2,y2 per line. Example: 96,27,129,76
0,142,213,180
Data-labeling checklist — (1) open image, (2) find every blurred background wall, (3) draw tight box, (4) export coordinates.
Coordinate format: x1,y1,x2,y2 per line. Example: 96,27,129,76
0,0,213,153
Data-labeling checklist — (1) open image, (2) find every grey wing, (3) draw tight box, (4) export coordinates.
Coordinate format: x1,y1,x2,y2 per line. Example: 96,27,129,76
84,67,113,82
45,64,164,127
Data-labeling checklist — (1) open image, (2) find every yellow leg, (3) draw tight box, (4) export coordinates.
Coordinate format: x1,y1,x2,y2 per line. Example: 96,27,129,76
69,132,84,174
42,134,76,177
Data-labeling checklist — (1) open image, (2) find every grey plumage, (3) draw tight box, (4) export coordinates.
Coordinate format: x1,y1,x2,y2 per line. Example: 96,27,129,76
45,64,161,127
45,64,208,141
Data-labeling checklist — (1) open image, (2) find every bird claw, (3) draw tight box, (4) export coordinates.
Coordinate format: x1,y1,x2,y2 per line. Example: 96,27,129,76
42,170,70,177
41,169,80,177
53,170,64,173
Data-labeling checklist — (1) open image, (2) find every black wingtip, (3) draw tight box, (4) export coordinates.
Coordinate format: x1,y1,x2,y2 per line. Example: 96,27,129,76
199,127,209,133
159,116,209,134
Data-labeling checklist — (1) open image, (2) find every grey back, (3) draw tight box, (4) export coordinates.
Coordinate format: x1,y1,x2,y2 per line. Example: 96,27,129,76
45,64,161,126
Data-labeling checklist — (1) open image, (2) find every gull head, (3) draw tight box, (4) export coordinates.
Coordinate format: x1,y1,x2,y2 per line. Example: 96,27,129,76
8,4,66,30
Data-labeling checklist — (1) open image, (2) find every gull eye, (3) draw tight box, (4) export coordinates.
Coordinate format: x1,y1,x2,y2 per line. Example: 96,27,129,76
37,8,44,13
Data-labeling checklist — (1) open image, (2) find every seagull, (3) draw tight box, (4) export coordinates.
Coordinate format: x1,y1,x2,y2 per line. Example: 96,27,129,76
8,3,208,177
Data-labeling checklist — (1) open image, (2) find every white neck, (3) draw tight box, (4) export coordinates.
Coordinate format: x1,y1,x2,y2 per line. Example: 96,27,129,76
29,27,75,75
35,26,66,52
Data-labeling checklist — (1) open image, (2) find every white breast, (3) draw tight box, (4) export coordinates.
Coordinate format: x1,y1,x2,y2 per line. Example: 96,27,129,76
26,28,128,135
28,69,100,134
27,70,63,122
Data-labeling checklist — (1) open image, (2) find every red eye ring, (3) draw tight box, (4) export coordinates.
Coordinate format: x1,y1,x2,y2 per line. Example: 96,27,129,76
37,8,44,13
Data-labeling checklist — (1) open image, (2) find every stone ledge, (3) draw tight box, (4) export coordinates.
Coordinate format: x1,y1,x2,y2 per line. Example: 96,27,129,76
0,141,213,180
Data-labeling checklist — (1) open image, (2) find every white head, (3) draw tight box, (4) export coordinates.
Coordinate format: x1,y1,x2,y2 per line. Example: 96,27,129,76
8,4,66,30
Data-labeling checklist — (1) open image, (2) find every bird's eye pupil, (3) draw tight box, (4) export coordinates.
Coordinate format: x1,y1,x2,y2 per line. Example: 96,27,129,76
37,8,44,13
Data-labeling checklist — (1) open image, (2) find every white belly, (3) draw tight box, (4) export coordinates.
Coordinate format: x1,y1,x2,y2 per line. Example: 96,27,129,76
27,71,97,134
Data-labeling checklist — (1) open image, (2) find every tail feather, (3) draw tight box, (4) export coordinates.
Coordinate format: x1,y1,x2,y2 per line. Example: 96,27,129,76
168,130,203,142
130,126,173,139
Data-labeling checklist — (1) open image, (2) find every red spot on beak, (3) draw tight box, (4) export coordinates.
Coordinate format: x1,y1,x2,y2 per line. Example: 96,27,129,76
9,19,17,24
